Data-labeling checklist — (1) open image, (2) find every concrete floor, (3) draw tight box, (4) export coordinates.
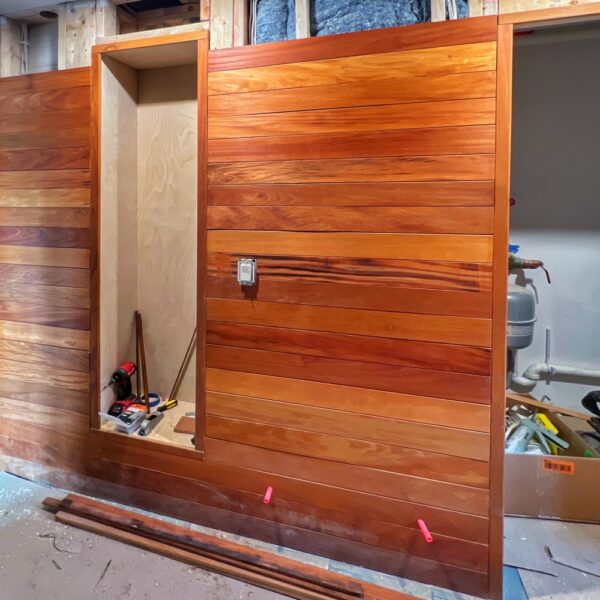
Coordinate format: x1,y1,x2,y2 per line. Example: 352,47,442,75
2,471,599,600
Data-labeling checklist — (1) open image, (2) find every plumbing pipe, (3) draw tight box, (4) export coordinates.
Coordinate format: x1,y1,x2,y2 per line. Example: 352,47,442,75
511,361,600,389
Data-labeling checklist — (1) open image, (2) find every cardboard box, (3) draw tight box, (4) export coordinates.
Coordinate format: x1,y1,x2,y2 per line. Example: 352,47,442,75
504,401,600,522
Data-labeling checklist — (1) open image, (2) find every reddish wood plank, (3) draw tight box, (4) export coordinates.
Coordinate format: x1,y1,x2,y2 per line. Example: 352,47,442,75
0,108,91,135
208,155,495,185
208,71,497,116
0,264,89,288
0,301,89,330
0,67,90,95
206,322,491,376
208,181,496,207
0,128,90,152
207,276,492,318
206,438,489,516
208,99,495,139
0,208,89,227
0,227,89,248
207,253,492,293
0,338,89,372
207,392,489,460
0,170,90,189
207,298,492,347
0,86,90,116
208,206,494,234
207,368,491,432
0,281,89,309
0,147,90,171
208,17,498,71
206,345,490,403
207,125,496,163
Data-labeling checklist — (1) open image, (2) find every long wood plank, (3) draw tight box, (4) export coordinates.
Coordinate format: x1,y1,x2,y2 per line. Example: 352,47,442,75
208,155,495,185
207,125,496,162
0,128,90,152
208,206,494,234
0,86,90,116
207,368,490,432
206,322,491,375
207,277,492,318
0,226,89,248
0,319,90,350
0,147,90,171
208,182,496,207
209,231,493,262
0,264,89,288
0,67,90,95
0,108,91,135
0,376,89,413
0,300,89,330
0,338,89,372
206,438,489,516
0,358,89,393
208,42,497,94
208,99,495,139
206,392,489,461
208,253,492,292
0,208,89,227
0,169,90,189
0,188,90,208
208,17,497,71
206,346,490,403
206,415,489,488
208,71,497,116
0,281,89,308
0,245,89,268
207,299,491,347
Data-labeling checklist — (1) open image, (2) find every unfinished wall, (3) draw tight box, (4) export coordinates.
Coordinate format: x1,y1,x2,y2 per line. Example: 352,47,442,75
28,22,59,74
510,29,600,410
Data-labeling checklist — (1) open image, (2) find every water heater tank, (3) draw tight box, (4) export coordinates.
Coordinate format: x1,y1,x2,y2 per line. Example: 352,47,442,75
507,284,536,349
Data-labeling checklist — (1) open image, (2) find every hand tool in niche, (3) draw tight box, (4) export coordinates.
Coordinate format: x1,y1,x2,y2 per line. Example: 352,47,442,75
107,361,137,417
160,327,197,412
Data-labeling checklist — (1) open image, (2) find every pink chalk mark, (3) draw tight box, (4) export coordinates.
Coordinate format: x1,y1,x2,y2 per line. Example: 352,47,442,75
417,519,433,543
263,486,273,504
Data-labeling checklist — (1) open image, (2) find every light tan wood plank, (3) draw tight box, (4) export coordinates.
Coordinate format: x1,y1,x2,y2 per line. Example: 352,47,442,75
0,319,90,350
0,245,89,268
0,338,89,372
0,188,90,208
0,357,89,392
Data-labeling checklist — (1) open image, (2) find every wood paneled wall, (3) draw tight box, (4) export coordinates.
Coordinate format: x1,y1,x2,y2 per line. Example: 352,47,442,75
0,18,508,600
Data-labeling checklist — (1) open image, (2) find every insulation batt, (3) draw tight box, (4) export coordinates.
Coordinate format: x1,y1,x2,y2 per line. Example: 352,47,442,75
256,0,469,44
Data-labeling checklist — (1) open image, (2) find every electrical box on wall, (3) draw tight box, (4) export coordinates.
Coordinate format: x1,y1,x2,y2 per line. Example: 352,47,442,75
237,258,257,286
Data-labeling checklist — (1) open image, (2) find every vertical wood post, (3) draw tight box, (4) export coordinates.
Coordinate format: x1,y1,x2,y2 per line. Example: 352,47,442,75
430,0,446,21
0,16,22,77
295,0,310,38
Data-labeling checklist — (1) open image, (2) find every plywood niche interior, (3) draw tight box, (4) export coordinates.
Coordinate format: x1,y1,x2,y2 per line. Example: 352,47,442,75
99,41,198,446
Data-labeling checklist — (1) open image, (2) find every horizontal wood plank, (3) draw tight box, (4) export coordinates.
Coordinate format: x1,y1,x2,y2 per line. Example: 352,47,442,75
0,226,89,248
208,125,496,162
0,147,90,171
208,42,497,94
0,319,90,350
0,169,90,189
0,264,89,288
0,67,90,95
208,253,492,292
208,206,494,234
0,208,89,227
0,358,88,392
208,99,495,139
207,298,492,347
206,345,490,403
0,86,90,116
0,300,89,330
0,281,89,308
207,368,490,432
208,71,497,116
0,338,89,372
208,155,495,184
208,16,498,71
0,245,89,268
0,188,90,208
208,182,496,207
0,107,91,135
0,128,90,152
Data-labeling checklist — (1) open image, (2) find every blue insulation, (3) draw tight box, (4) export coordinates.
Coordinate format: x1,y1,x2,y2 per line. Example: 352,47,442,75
256,0,469,44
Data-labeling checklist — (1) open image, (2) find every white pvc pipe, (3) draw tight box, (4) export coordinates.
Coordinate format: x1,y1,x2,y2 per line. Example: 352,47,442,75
511,361,600,389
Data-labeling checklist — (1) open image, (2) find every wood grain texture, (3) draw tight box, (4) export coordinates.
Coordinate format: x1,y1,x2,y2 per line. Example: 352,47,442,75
208,155,495,185
208,42,497,94
0,86,90,116
0,147,90,171
0,263,89,287
0,188,90,207
0,208,89,227
207,299,492,347
206,368,490,432
207,276,492,318
208,206,494,234
0,319,90,349
206,346,490,403
0,169,90,189
0,128,90,152
0,108,91,135
207,125,496,162
207,71,497,116
206,322,491,375
206,392,489,461
207,253,493,292
208,99,495,139
208,181,496,207
208,16,498,71
0,226,89,248
0,245,89,268
208,232,493,262
0,281,89,308
0,358,88,392
0,67,90,95
0,338,89,372
0,300,89,329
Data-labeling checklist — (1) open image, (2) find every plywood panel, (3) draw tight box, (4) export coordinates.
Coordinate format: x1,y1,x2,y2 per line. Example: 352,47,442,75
207,41,497,94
